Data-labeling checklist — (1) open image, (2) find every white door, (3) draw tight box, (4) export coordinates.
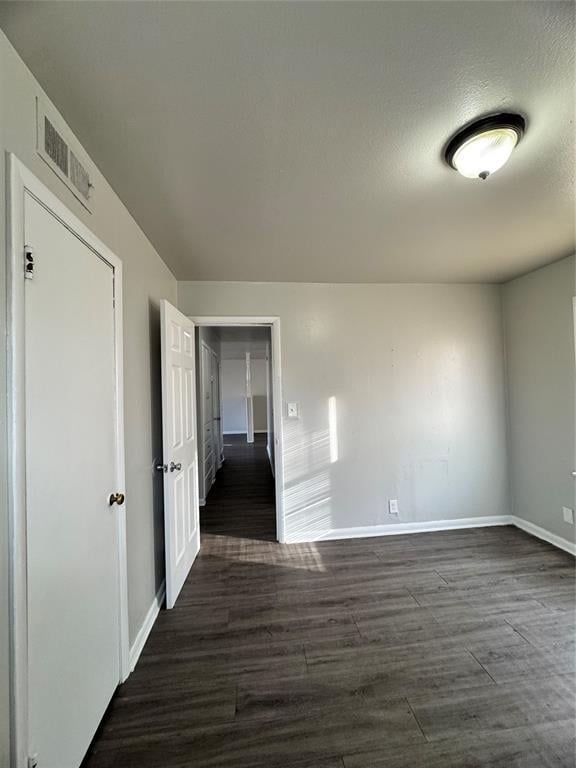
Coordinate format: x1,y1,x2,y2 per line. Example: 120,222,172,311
25,192,122,767
160,300,200,609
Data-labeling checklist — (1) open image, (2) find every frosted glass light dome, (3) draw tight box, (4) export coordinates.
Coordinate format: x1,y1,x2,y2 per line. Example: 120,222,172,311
452,128,519,179
445,114,525,180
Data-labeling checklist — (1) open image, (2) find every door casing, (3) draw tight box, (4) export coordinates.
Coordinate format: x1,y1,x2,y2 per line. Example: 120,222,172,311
7,154,129,767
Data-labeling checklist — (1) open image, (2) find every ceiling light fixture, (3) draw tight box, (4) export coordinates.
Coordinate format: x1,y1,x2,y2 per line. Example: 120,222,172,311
445,113,526,180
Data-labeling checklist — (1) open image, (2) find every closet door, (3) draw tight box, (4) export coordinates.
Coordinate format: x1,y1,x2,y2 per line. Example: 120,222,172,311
25,191,121,768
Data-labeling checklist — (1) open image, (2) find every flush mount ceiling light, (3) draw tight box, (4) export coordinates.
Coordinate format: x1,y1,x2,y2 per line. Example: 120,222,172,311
445,113,526,180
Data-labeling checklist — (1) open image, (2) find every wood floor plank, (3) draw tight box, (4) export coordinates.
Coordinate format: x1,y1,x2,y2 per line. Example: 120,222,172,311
94,686,237,744
86,700,423,768
304,644,495,697
408,676,576,742
471,641,576,684
343,721,576,767
82,435,575,768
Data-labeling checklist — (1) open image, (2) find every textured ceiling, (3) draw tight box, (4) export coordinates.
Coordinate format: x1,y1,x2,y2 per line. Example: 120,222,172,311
1,1,574,283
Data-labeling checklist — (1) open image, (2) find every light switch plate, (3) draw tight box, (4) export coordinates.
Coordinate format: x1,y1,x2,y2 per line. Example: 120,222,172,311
287,402,299,419
562,507,574,525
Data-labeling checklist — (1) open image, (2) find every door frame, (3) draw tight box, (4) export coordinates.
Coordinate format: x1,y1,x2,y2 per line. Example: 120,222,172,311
190,316,286,543
245,351,254,444
7,154,130,766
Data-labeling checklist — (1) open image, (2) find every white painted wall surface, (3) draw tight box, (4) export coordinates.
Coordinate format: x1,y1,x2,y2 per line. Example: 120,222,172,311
221,340,267,434
503,255,576,544
251,358,267,395
0,33,177,761
221,355,267,433
251,359,268,432
221,359,248,434
178,281,509,541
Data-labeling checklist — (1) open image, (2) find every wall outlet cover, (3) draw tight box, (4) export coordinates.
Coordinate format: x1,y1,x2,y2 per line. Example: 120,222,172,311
562,507,574,525
388,499,399,516
287,402,299,419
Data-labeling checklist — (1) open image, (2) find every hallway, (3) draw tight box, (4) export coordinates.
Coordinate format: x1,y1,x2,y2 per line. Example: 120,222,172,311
81,439,575,768
201,433,276,542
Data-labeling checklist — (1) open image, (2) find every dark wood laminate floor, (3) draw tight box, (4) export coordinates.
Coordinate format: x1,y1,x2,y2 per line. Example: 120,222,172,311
83,436,576,768
201,434,277,542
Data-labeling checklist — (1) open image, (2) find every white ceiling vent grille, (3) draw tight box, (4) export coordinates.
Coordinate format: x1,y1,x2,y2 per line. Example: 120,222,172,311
44,116,68,176
70,150,91,201
36,97,94,212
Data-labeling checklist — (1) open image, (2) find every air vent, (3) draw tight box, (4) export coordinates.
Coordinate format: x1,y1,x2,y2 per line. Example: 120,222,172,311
70,150,91,201
36,97,93,212
44,117,68,176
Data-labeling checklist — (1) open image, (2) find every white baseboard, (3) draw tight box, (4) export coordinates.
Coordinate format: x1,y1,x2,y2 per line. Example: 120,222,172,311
223,430,267,435
199,498,206,507
129,579,165,672
285,516,513,544
511,515,576,556
284,514,576,556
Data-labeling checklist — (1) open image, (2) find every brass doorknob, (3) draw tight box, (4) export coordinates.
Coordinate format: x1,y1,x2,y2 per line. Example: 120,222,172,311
109,492,125,506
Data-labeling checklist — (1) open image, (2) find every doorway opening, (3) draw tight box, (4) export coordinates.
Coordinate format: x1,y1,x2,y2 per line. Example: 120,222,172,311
191,318,284,543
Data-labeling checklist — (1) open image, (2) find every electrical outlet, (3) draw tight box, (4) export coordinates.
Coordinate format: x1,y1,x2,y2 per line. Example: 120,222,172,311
388,499,399,517
562,507,574,525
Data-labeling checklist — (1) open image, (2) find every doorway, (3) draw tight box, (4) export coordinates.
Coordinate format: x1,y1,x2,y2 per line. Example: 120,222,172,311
191,318,284,542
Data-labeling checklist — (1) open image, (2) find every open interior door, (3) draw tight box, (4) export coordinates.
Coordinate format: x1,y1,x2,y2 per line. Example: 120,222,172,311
160,300,200,609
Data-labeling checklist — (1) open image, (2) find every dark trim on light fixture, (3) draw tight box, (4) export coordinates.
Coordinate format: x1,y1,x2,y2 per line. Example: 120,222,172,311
444,112,526,171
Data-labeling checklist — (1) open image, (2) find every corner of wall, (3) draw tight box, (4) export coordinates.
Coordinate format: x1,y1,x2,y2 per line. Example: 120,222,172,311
498,280,515,520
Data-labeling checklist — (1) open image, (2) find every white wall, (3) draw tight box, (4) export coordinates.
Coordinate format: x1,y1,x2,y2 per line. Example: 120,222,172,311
251,357,267,395
222,358,248,433
0,33,177,763
221,353,267,433
251,358,268,432
503,255,576,545
179,281,509,541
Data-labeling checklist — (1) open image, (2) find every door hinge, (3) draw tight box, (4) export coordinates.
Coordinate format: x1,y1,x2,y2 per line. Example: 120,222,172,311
24,245,35,279
28,754,39,768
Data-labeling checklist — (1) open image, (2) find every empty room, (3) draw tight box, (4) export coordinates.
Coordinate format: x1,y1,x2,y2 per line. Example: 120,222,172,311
0,2,574,767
